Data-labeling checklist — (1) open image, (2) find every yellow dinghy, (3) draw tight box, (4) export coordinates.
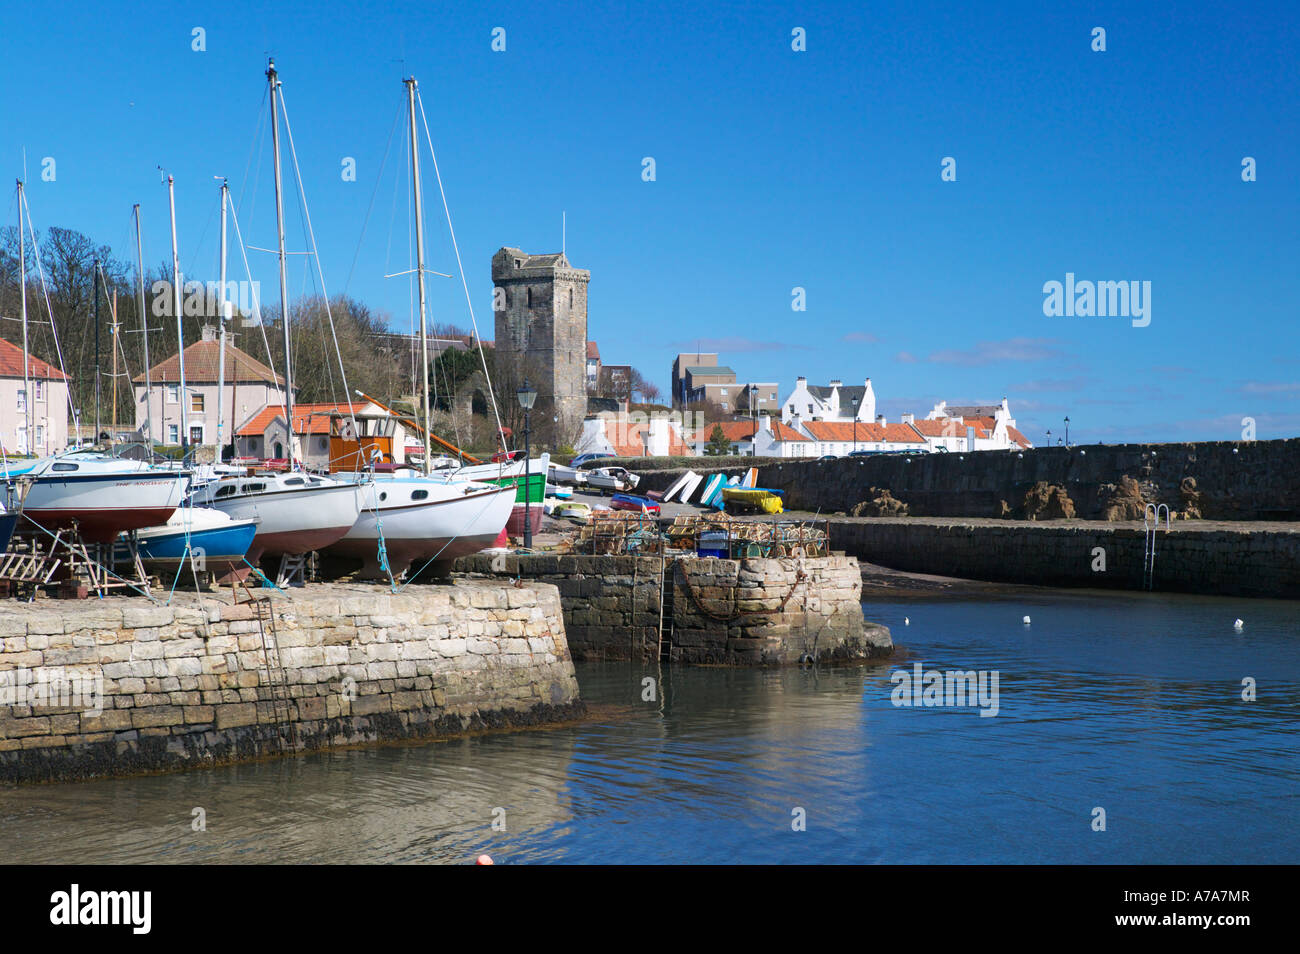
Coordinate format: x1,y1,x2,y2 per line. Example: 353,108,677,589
721,487,784,514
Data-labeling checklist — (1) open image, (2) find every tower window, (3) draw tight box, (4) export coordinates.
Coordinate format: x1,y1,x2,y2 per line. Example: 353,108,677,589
569,288,574,309
527,287,532,308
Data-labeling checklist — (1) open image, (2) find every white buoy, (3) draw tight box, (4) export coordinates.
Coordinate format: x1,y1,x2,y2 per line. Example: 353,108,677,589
1023,616,1031,625
1233,619,1244,632
904,617,910,626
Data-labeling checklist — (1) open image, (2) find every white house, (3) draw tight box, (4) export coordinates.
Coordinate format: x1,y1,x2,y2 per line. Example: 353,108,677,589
688,417,813,457
781,377,876,427
576,412,694,459
133,326,289,447
800,417,926,456
925,398,1031,451
0,338,69,456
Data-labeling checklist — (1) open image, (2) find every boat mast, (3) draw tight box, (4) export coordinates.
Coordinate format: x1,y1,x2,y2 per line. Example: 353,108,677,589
93,256,101,441
267,59,296,470
167,175,189,454
217,178,229,455
16,180,31,454
133,204,153,447
405,76,432,476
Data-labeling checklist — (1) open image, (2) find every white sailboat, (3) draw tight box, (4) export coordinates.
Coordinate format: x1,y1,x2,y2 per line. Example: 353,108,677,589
195,60,364,578
322,76,513,579
4,181,188,544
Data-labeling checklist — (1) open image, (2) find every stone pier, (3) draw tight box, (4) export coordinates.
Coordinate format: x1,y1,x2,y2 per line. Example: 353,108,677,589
0,581,582,784
457,553,893,665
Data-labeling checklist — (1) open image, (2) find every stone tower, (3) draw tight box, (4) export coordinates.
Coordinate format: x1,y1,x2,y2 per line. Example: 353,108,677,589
492,247,589,445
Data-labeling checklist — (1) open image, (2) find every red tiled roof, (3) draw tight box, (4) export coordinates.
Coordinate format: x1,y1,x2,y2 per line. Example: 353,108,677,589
911,419,963,437
135,339,285,385
1007,425,1032,448
236,401,363,438
0,338,68,380
586,341,600,360
768,421,809,441
803,421,923,443
692,421,758,443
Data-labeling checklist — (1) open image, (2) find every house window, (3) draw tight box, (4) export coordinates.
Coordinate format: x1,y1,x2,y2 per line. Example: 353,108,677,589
189,425,203,444
807,404,814,414
34,380,44,401
16,389,25,412
166,384,179,403
34,425,44,446
167,424,179,444
191,393,205,413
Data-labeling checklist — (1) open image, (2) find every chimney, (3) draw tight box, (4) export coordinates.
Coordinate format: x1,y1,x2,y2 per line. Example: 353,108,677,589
876,414,886,426
829,379,843,389
796,376,807,386
901,413,914,424
201,324,217,343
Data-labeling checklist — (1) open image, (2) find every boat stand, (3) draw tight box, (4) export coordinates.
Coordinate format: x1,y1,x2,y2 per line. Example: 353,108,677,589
0,532,65,599
275,553,309,588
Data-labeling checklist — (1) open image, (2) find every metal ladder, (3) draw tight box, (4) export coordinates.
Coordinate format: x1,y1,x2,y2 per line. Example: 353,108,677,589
1142,503,1170,590
251,597,297,752
657,557,675,663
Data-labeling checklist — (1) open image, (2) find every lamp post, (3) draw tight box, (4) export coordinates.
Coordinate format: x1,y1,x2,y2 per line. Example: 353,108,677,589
1064,416,1070,447
517,379,537,550
1046,428,1052,447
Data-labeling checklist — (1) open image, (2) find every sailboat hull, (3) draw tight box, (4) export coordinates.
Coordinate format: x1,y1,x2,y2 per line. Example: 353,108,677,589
21,471,188,544
323,480,515,578
204,482,364,561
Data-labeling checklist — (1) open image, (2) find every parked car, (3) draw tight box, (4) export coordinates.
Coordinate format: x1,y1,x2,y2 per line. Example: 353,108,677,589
571,453,612,469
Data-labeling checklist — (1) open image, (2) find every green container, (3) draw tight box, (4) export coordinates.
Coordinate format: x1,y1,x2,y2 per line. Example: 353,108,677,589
486,470,546,504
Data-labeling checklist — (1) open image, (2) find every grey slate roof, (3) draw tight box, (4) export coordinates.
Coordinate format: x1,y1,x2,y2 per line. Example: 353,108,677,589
808,384,868,407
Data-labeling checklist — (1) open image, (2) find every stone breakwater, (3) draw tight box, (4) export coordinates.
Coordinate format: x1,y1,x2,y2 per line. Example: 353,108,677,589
635,440,1300,522
0,582,582,784
456,553,893,665
825,517,1300,598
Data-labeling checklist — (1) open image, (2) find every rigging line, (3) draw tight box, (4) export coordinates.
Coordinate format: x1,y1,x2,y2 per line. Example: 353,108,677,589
21,192,80,434
236,84,270,220
227,200,283,407
342,98,403,296
275,83,361,446
415,89,507,455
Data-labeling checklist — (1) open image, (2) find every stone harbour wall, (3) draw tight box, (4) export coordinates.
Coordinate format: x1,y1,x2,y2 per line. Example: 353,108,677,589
0,581,582,784
828,517,1300,598
634,440,1300,522
457,553,893,665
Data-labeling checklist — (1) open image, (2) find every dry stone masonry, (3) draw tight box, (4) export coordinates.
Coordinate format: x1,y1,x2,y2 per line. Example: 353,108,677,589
457,553,893,665
0,581,582,784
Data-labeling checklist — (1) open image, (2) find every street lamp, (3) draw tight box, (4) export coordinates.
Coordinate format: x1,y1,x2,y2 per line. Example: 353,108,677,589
1046,428,1052,447
516,379,537,549
1064,416,1070,447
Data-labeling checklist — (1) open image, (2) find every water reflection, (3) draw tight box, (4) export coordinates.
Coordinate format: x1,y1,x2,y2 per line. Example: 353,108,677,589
1,587,1295,864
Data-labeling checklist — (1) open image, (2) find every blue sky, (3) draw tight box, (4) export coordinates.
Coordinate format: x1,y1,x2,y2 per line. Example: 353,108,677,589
3,0,1297,444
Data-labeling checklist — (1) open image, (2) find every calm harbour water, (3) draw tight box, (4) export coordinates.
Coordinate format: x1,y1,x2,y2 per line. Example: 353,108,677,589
2,588,1296,864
